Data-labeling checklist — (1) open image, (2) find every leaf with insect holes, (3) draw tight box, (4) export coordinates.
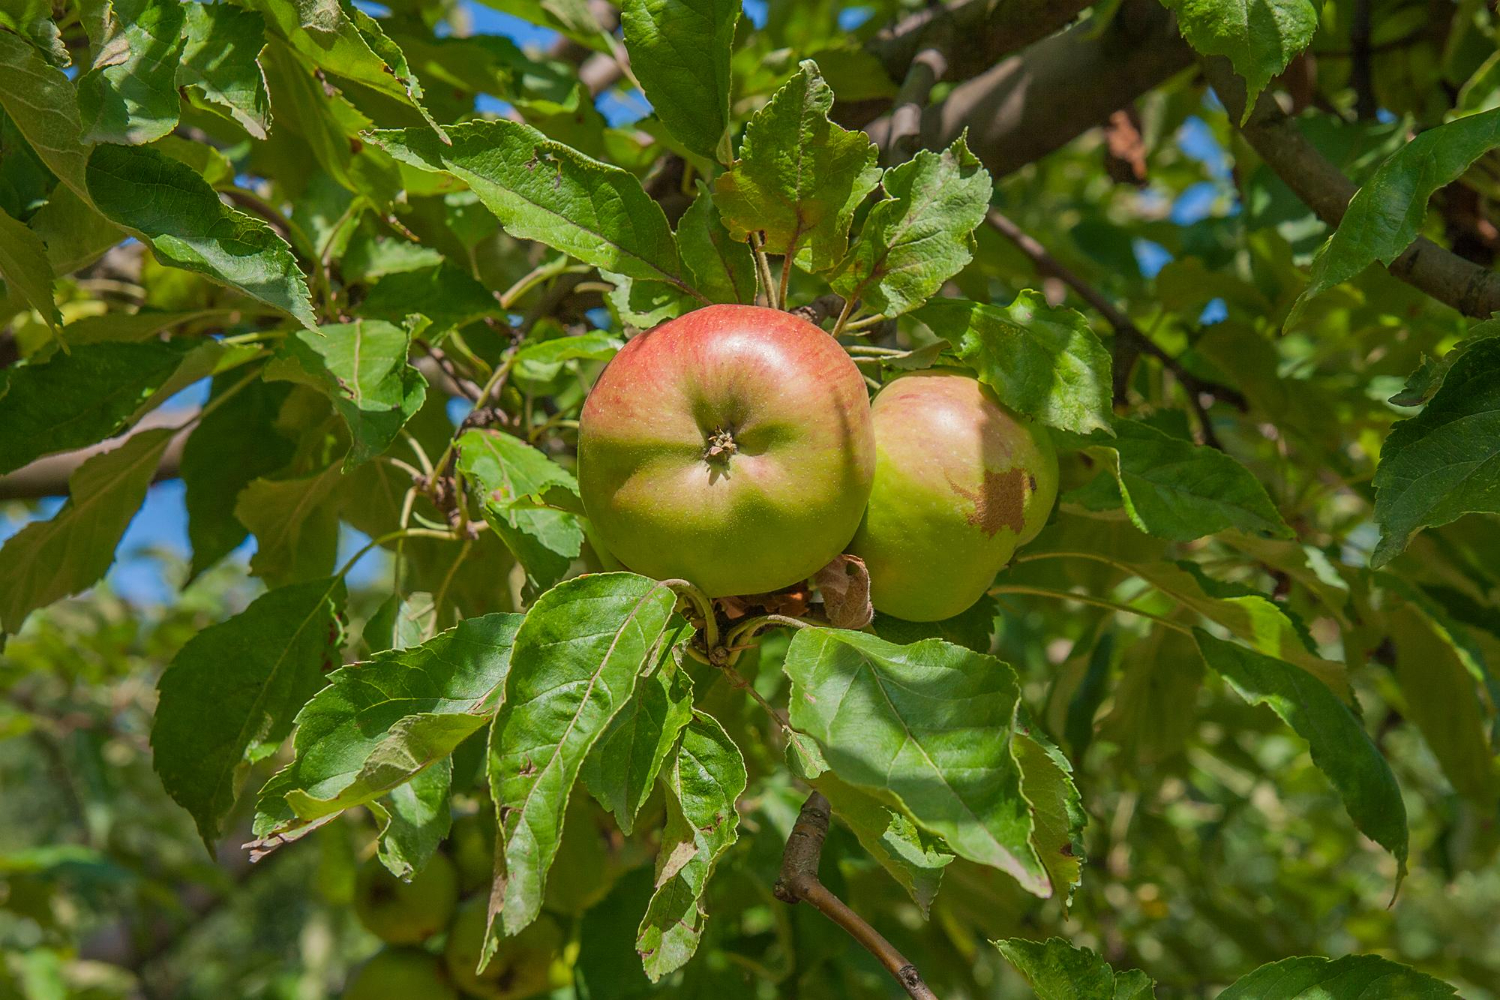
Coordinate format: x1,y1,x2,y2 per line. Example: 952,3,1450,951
636,711,746,981
831,135,992,318
484,574,681,948
153,577,347,848
713,60,881,273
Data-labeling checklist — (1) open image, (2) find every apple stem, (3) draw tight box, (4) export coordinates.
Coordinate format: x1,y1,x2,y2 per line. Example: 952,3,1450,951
829,297,856,336
660,578,719,652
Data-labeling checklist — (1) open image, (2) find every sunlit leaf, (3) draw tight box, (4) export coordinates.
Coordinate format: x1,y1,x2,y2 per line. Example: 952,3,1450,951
620,0,738,163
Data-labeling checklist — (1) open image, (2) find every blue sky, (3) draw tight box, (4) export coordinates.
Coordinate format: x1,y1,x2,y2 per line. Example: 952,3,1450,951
1,1,1238,608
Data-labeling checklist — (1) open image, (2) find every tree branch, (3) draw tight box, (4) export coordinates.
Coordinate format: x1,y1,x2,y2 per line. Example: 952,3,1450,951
869,0,1092,86
0,410,192,500
774,793,940,1000
883,19,951,167
1202,57,1500,319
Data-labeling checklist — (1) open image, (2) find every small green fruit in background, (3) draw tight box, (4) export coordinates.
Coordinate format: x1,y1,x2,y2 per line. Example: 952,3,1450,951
851,370,1058,622
353,853,458,945
578,303,876,597
344,948,458,1000
444,898,566,999
450,810,497,895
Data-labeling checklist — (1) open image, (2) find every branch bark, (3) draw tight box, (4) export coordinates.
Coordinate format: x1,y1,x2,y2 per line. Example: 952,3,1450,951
1202,57,1500,319
774,792,940,1000
0,409,192,500
870,0,1092,85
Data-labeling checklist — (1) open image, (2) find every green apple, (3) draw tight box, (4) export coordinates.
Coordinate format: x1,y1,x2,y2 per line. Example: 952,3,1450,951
443,898,565,999
578,304,875,597
344,948,458,1000
353,853,459,945
850,370,1058,622
449,810,497,895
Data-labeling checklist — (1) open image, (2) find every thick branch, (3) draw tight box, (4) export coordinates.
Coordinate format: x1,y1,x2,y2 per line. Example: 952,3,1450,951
1203,57,1500,319
883,19,952,167
0,410,192,500
872,0,1193,178
870,0,1092,85
774,793,940,1000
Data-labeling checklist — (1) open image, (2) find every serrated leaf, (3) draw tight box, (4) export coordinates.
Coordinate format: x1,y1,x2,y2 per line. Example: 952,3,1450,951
253,613,521,848
636,711,746,981
832,136,992,317
814,773,952,915
713,60,880,273
370,758,450,879
354,262,501,340
0,427,175,635
485,573,679,942
995,937,1156,999
152,577,346,847
1014,728,1085,903
1193,630,1408,876
1218,954,1457,999
920,292,1112,435
620,0,738,163
1372,337,1500,566
370,121,694,292
1163,0,1316,122
1390,320,1500,407
1063,417,1293,541
77,0,185,144
783,627,1051,897
178,1,272,139
85,144,318,329
236,461,344,587
265,321,427,470
580,657,693,835
676,181,756,305
1290,107,1500,323
181,378,296,578
0,30,92,198
0,207,58,329
512,331,622,386
32,184,126,276
0,339,193,474
1097,626,1204,764
456,428,584,592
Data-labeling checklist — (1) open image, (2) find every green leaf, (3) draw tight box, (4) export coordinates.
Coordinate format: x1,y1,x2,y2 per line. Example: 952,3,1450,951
814,773,953,915
32,185,125,276
370,757,451,880
620,0,738,163
178,1,272,139
0,208,58,329
1372,337,1500,566
995,937,1156,1000
152,577,346,847
235,462,344,587
783,627,1052,897
85,144,318,329
180,378,296,578
77,0,186,144
580,655,694,835
1162,0,1316,122
1063,418,1293,541
512,330,622,386
265,321,427,470
0,340,194,474
456,428,584,592
0,427,175,635
635,711,747,981
1193,630,1408,876
1218,955,1457,999
0,29,92,198
831,135,992,318
485,573,679,941
920,292,1113,435
676,182,756,305
370,121,692,290
1290,108,1500,323
1014,727,1085,903
1389,319,1500,407
354,262,501,340
252,613,522,848
713,60,881,273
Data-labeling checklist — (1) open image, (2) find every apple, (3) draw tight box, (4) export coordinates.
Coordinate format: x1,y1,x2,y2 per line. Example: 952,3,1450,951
449,810,496,895
850,370,1057,622
444,898,566,999
578,304,875,597
345,948,458,1000
353,853,459,945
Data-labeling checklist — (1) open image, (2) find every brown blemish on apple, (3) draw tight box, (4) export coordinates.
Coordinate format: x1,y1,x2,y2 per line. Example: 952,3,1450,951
947,468,1028,538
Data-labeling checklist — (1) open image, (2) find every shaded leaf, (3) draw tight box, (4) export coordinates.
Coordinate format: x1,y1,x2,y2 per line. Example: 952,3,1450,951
1014,727,1085,903
620,0,738,163
1389,319,1500,407
152,577,347,847
355,262,501,340
0,30,92,197
0,207,58,329
580,656,694,835
76,0,185,144
178,1,272,139
235,461,344,587
995,937,1156,1000
676,181,756,305
1164,0,1316,121
1217,954,1457,999
814,773,952,915
370,758,451,879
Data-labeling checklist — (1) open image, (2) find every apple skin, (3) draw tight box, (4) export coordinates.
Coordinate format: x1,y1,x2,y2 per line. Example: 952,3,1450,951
345,948,458,1000
353,853,459,946
850,370,1058,622
443,898,566,999
578,304,875,597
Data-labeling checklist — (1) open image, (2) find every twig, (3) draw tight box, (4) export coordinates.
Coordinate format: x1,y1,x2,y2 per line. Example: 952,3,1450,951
791,294,847,327
774,793,941,1000
985,208,1245,445
884,19,952,166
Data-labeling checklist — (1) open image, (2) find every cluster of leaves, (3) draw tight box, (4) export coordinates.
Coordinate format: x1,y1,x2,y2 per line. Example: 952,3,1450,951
2,0,1500,996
